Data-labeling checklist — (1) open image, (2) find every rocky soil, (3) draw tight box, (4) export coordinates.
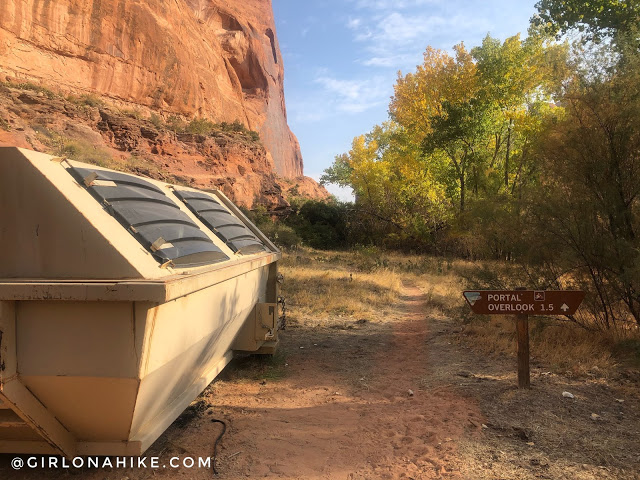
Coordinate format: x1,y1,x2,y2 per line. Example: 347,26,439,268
0,81,328,210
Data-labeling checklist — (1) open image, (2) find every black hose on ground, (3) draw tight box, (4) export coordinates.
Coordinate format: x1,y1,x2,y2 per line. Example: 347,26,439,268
210,419,227,475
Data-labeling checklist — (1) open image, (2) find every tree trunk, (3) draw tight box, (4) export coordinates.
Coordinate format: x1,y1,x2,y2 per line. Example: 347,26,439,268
473,166,479,195
505,118,514,188
460,167,466,213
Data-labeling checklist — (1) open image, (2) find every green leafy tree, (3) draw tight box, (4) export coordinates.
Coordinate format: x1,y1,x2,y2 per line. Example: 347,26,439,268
422,99,497,213
325,37,567,253
532,0,640,42
472,34,568,190
522,53,640,328
286,201,349,250
391,44,485,214
390,44,477,144
323,123,450,248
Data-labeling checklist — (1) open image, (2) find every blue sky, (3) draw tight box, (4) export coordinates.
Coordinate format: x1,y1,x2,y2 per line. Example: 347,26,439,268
272,0,538,199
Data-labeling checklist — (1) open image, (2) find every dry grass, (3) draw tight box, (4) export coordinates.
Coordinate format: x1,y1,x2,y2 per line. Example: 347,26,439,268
32,126,117,169
31,125,193,187
461,316,617,375
279,248,479,333
280,247,637,377
280,249,404,328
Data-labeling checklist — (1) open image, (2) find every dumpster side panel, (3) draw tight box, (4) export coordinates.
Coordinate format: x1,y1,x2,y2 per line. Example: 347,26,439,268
142,269,266,377
16,302,138,378
129,265,269,444
21,377,138,442
233,261,280,352
16,301,140,441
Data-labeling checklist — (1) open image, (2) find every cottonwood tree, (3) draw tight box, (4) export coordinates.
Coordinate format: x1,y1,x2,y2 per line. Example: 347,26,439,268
522,52,640,328
322,123,450,248
532,0,640,44
472,34,568,191
391,44,487,215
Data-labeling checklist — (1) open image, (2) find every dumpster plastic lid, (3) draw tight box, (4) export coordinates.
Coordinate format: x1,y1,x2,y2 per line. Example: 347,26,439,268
173,189,267,255
68,166,230,267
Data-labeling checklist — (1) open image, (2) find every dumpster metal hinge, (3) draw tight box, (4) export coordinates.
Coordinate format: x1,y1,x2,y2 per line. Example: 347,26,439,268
151,238,177,254
83,171,98,187
255,303,277,341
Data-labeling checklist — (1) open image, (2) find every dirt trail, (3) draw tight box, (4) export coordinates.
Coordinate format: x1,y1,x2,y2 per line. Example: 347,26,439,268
196,282,483,479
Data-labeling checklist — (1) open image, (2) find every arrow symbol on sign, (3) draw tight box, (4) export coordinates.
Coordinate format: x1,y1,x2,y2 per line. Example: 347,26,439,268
561,304,569,312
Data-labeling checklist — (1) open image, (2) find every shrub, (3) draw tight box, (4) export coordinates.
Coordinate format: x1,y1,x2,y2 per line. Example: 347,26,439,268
248,130,261,142
12,81,58,99
286,200,349,250
186,117,216,135
57,139,115,168
166,115,186,133
614,338,640,367
270,224,302,249
240,205,271,228
149,113,163,129
240,206,302,249
121,108,142,120
259,221,302,249
71,94,105,108
218,120,261,142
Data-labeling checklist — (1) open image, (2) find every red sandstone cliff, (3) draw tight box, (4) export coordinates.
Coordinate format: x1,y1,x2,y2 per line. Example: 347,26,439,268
0,0,303,178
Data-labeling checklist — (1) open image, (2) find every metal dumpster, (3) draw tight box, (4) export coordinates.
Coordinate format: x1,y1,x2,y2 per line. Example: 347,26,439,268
0,147,281,456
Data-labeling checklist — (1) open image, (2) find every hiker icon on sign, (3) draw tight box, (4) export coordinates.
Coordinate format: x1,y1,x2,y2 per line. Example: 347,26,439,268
534,291,545,301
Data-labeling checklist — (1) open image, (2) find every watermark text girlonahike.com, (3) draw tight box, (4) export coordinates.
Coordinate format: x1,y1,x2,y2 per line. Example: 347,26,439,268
11,456,212,470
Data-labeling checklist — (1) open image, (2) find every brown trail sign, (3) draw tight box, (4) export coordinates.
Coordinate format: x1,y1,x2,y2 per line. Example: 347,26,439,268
462,289,585,389
463,290,585,316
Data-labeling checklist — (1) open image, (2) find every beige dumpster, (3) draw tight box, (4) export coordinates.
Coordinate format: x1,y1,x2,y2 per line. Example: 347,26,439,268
0,147,281,456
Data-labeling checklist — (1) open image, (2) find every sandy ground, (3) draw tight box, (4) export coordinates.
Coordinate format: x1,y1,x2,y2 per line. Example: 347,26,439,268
205,284,483,479
1,281,639,479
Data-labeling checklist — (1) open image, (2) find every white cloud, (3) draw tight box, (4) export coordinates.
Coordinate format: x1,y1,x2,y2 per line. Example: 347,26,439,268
287,71,392,125
352,0,441,10
314,74,390,113
345,7,492,71
347,17,362,29
370,12,441,46
362,53,417,67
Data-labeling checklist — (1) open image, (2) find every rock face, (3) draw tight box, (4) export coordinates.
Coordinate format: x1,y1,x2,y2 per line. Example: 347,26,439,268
0,0,303,178
0,83,330,210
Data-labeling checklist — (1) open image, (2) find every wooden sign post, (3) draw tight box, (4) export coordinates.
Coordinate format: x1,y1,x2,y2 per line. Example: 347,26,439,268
463,288,585,388
515,287,529,388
